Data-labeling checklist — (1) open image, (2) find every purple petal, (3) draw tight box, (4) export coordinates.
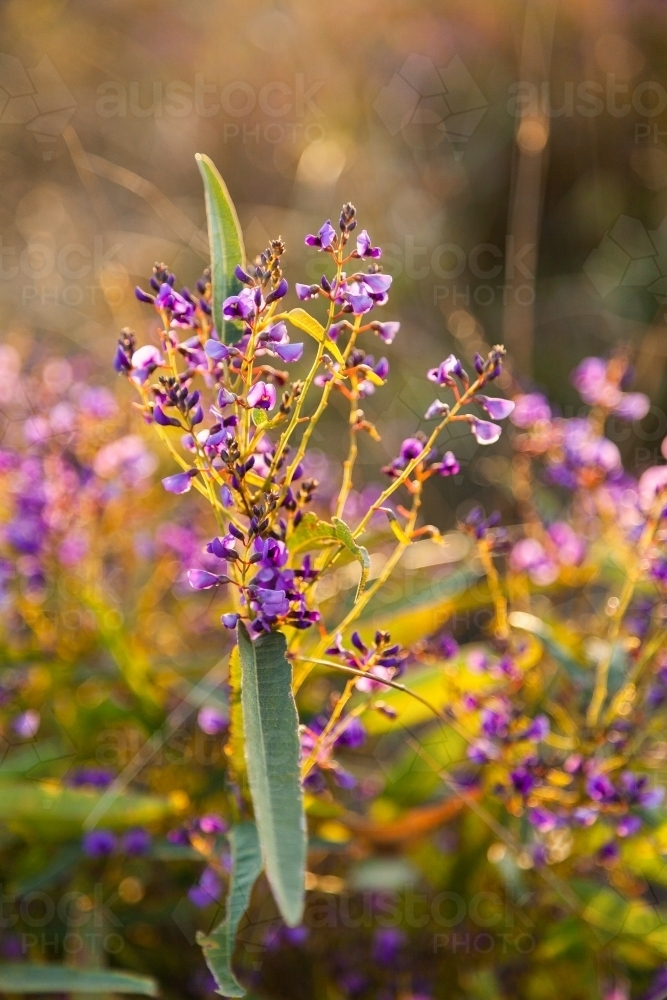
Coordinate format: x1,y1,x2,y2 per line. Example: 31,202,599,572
162,470,197,494
187,569,224,590
205,340,230,362
476,395,515,420
470,418,502,445
274,342,304,363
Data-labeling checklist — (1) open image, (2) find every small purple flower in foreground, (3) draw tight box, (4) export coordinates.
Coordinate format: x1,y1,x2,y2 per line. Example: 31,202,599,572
476,395,515,420
83,830,117,857
355,230,381,258
247,381,277,410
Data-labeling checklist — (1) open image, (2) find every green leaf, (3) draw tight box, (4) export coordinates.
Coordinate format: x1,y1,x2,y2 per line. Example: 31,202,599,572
331,517,371,603
0,966,158,995
287,512,338,555
197,821,263,998
286,308,345,365
237,622,306,926
195,152,245,345
0,781,179,839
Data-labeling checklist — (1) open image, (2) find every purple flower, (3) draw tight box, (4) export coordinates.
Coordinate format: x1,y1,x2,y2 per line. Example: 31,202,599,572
204,339,230,362
399,438,424,461
305,220,336,250
355,230,382,258
372,928,406,965
82,830,117,857
335,717,366,749
187,569,227,590
12,710,40,739
511,767,535,795
223,287,257,321
198,706,227,735
616,815,642,838
572,807,598,827
372,321,400,343
475,395,515,420
130,345,162,384
587,774,616,803
638,466,667,513
162,470,198,494
437,451,460,476
199,814,228,835
295,283,318,301
188,867,222,908
424,400,449,420
524,714,550,741
527,807,558,833
274,342,304,363
469,418,502,445
614,392,649,421
510,392,551,427
427,354,463,386
221,612,240,629
121,828,152,855
247,381,277,410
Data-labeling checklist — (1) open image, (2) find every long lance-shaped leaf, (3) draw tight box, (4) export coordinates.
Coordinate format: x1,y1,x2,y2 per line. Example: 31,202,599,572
195,152,245,345
237,622,306,926
197,822,263,998
0,966,158,995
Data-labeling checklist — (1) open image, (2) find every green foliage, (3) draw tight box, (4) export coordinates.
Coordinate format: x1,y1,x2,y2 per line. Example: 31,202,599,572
196,152,246,344
197,821,263,998
237,622,306,926
0,966,158,995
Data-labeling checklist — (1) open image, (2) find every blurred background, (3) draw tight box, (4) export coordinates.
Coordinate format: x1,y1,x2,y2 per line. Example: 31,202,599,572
2,0,667,522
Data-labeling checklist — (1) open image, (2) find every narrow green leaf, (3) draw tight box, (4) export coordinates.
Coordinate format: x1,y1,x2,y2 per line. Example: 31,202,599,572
331,516,371,602
286,308,345,365
237,622,306,926
0,781,178,839
195,153,245,345
197,822,263,998
0,966,158,995
287,512,338,555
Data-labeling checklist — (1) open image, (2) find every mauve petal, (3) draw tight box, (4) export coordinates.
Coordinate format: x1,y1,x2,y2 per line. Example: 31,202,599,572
470,418,502,445
162,470,197,494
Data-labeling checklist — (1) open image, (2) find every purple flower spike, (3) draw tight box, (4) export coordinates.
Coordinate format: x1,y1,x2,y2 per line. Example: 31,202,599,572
476,395,515,420
470,418,502,445
205,340,230,362
187,569,226,590
162,470,198,494
305,220,336,250
82,830,117,857
247,381,277,410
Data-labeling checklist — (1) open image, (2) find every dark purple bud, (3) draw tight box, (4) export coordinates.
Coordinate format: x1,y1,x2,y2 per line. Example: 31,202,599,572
474,353,484,374
235,264,252,284
113,345,131,373
154,405,182,427
228,523,246,541
266,278,288,303
351,631,366,653
135,286,155,304
187,569,226,590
